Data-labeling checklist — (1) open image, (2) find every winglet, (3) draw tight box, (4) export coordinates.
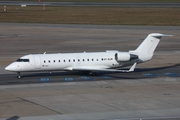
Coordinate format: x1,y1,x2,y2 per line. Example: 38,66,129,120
129,62,137,72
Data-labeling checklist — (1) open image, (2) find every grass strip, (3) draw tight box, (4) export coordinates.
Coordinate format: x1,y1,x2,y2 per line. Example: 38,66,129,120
1,6,180,26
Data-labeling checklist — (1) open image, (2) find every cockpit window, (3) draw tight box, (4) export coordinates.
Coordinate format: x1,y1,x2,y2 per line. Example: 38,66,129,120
16,59,29,62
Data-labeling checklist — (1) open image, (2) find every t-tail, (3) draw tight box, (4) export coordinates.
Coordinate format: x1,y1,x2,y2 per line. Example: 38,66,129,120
129,33,172,62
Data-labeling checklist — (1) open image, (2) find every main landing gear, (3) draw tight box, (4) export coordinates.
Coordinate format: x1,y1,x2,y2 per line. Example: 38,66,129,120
17,72,21,79
83,71,97,76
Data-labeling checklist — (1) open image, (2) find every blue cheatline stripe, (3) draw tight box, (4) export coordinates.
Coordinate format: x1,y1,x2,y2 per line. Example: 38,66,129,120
142,73,157,77
102,76,113,79
40,78,50,82
164,72,179,77
64,78,74,81
79,76,93,80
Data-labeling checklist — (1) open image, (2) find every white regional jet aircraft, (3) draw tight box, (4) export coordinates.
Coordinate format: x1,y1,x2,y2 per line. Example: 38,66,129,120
5,33,172,78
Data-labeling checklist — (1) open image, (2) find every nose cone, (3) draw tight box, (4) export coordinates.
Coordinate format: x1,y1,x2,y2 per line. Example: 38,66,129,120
5,65,11,71
5,65,14,71
5,63,19,72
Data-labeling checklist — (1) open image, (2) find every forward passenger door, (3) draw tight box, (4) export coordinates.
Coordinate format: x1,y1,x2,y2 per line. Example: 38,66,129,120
33,55,41,69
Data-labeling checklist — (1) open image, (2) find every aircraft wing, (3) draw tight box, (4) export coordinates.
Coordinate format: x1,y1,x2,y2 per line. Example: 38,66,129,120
73,62,137,73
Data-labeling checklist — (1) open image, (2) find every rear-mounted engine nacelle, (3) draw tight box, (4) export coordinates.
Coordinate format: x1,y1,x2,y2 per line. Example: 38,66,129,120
115,52,138,62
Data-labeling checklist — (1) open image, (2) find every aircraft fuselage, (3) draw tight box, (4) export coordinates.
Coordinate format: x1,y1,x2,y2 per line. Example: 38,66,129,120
6,51,137,72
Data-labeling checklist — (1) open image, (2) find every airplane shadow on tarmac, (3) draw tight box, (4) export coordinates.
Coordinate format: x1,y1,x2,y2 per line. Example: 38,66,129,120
22,64,180,79
6,116,19,120
1,64,179,85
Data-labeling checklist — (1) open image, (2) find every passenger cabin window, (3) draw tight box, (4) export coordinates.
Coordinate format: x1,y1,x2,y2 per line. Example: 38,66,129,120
16,59,29,62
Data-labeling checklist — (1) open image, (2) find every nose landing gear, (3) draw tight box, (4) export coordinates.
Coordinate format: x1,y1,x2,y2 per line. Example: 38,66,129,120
17,72,21,79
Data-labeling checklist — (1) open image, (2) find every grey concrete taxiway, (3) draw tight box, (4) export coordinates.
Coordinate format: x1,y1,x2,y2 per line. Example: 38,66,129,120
0,23,180,120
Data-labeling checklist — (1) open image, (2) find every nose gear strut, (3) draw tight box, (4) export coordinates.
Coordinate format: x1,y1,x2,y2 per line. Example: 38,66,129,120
17,72,21,79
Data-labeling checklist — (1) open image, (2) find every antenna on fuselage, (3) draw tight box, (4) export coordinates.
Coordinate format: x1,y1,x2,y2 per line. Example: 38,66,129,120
43,52,46,54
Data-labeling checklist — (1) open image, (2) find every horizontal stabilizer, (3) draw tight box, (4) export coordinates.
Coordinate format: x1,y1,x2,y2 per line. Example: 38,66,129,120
150,33,173,37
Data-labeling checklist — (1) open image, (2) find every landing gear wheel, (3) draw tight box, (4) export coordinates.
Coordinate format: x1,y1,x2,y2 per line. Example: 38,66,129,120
83,71,96,76
89,72,96,76
17,76,21,79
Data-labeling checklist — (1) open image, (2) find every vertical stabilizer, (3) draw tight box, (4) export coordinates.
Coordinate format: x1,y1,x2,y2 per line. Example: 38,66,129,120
129,33,172,62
